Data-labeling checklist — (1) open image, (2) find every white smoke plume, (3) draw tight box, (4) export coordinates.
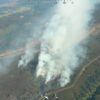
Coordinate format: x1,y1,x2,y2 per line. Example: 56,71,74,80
18,0,99,87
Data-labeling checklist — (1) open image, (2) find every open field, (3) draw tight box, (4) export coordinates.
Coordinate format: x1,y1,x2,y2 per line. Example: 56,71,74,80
0,7,40,100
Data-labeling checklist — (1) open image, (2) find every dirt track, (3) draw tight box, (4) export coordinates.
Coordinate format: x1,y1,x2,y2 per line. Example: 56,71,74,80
39,55,100,100
0,24,100,100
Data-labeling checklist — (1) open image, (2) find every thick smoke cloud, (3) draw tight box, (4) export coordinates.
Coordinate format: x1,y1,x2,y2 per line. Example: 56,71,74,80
18,0,99,87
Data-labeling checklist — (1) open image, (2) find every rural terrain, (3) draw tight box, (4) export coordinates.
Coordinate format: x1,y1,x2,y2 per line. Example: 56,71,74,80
0,1,100,100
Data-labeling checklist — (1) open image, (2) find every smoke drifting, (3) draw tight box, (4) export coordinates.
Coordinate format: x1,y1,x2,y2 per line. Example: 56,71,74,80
18,0,98,87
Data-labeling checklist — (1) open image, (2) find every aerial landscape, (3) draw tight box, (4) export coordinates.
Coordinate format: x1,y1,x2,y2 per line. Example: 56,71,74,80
0,0,100,100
